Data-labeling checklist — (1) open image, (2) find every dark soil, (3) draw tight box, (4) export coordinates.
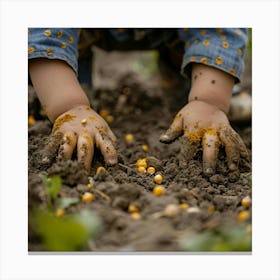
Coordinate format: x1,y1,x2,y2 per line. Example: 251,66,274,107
28,48,252,252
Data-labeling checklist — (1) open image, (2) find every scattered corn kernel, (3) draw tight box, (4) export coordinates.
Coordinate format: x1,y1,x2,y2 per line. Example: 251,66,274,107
147,166,156,175
87,183,93,189
153,185,165,196
131,212,141,220
81,118,87,125
128,204,140,213
105,115,114,123
99,109,109,118
241,196,252,208
237,210,250,222
96,166,106,174
82,192,94,203
142,145,149,152
208,205,215,214
137,166,146,174
180,203,189,209
28,115,36,126
136,158,147,168
153,174,163,184
125,133,134,143
55,208,65,217
163,204,179,217
187,207,201,214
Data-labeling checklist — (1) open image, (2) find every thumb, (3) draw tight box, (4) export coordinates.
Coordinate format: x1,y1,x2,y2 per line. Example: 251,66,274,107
159,112,183,143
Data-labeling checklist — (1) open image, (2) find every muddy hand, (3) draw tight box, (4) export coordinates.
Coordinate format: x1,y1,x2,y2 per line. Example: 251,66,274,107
45,105,117,174
159,100,249,175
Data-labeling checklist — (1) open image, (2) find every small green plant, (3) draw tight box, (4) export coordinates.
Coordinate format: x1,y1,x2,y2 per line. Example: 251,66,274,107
180,224,252,252
40,174,62,207
32,209,102,251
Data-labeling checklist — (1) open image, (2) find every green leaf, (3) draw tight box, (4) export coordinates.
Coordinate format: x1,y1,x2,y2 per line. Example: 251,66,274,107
40,174,62,201
58,197,80,209
33,210,89,251
74,210,102,238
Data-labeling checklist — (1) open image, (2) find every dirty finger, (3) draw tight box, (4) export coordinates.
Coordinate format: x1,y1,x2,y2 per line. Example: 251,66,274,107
95,131,118,165
42,132,63,164
77,134,94,174
202,130,220,175
219,127,241,171
58,132,78,160
159,112,183,143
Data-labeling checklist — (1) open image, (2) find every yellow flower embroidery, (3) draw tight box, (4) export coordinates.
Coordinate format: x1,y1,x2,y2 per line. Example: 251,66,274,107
46,48,53,55
215,57,223,65
201,57,208,64
203,40,210,46
200,29,206,35
237,48,243,56
222,41,229,48
68,37,74,44
230,68,236,76
57,30,63,38
193,39,199,45
216,28,223,34
190,56,196,62
185,41,191,47
61,42,67,48
235,29,241,35
44,29,52,37
220,35,226,40
28,46,35,54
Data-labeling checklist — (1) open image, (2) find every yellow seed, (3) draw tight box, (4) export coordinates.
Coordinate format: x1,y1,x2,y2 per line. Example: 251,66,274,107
99,109,109,118
82,192,94,203
137,166,146,174
128,204,140,213
142,145,149,152
125,133,134,143
81,118,87,125
237,210,250,222
28,115,36,126
87,183,93,189
153,174,163,184
147,166,156,175
96,166,106,174
55,208,65,217
208,205,215,214
241,196,252,208
180,203,189,209
163,204,179,217
136,158,147,168
153,185,165,196
105,115,114,123
131,212,141,220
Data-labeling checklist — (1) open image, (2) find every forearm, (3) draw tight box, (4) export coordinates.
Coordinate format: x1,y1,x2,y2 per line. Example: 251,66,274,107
29,59,90,122
188,63,234,114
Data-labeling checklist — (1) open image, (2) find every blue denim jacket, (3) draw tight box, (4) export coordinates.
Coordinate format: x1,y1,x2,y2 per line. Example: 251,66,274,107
28,28,248,82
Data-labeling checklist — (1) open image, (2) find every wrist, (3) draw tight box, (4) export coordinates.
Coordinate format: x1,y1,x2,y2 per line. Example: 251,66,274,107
29,59,90,122
188,63,234,114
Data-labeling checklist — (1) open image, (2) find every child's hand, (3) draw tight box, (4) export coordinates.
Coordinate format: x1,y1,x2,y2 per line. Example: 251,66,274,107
159,100,249,175
47,105,118,174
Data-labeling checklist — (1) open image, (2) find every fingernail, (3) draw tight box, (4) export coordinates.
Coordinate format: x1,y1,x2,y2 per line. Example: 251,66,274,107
204,167,214,175
107,157,118,166
229,163,237,171
159,134,169,143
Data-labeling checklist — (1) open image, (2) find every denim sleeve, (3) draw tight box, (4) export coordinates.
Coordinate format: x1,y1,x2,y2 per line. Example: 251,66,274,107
28,28,80,75
178,28,248,82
